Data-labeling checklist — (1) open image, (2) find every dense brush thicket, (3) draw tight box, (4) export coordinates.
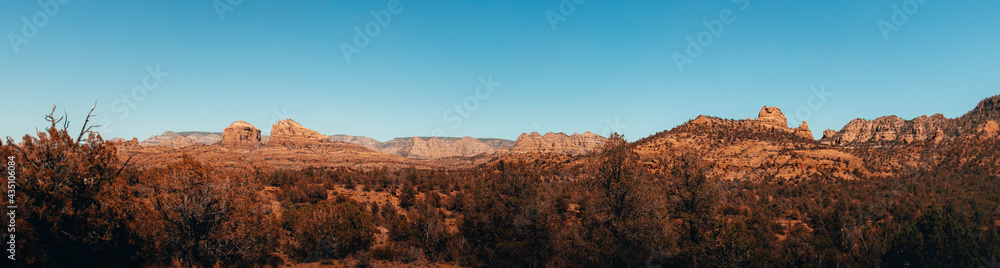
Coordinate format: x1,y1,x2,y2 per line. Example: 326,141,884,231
2,112,998,267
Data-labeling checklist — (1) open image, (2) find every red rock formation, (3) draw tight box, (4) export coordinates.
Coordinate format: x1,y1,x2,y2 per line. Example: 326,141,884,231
794,121,814,139
511,131,606,155
755,106,788,128
329,135,383,150
822,129,837,139
821,95,1000,146
221,121,263,148
820,114,954,146
634,111,868,181
372,136,513,159
976,120,999,138
383,136,497,159
181,132,223,145
747,107,813,140
267,119,329,147
140,131,199,148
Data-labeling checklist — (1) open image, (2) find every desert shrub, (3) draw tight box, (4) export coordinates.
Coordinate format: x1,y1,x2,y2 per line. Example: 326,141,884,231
883,205,979,267
284,179,328,204
8,107,154,266
665,151,720,265
285,197,375,262
575,133,670,267
144,156,280,266
461,160,555,267
398,180,417,209
404,202,456,262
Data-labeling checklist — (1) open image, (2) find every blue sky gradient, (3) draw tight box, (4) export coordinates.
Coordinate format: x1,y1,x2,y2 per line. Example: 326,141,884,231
2,0,998,142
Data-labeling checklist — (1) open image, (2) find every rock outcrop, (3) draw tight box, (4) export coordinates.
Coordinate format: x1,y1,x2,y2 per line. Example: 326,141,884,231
140,131,199,148
755,106,788,129
794,121,814,139
141,131,222,148
745,107,813,139
822,129,837,139
634,109,870,181
181,132,223,145
112,137,142,150
268,119,329,147
378,136,500,159
820,114,955,146
820,95,1000,146
961,95,1000,124
976,120,999,138
221,121,263,148
330,135,384,150
160,135,199,148
511,132,606,155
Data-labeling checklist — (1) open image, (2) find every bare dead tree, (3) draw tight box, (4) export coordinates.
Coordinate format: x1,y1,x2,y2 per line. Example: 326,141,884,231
76,101,102,143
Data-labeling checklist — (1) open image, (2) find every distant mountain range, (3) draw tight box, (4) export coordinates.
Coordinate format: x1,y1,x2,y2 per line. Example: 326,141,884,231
135,125,603,159
116,95,1000,179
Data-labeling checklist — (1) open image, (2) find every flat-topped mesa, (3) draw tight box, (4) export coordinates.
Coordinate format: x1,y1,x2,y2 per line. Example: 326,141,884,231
160,135,199,148
183,132,223,145
396,136,496,159
141,131,200,148
754,106,789,129
329,135,383,150
221,120,263,148
267,119,329,147
511,131,607,155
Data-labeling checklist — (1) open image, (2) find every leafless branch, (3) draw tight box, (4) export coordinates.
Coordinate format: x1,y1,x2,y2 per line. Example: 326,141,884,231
77,101,99,143
114,155,133,179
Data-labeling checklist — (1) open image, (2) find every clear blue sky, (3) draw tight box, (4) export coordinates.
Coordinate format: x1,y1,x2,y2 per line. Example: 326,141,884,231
2,0,998,142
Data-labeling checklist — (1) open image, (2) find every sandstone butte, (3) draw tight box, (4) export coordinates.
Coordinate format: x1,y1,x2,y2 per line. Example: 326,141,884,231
221,120,263,149
511,131,607,155
113,94,1000,181
267,119,330,147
